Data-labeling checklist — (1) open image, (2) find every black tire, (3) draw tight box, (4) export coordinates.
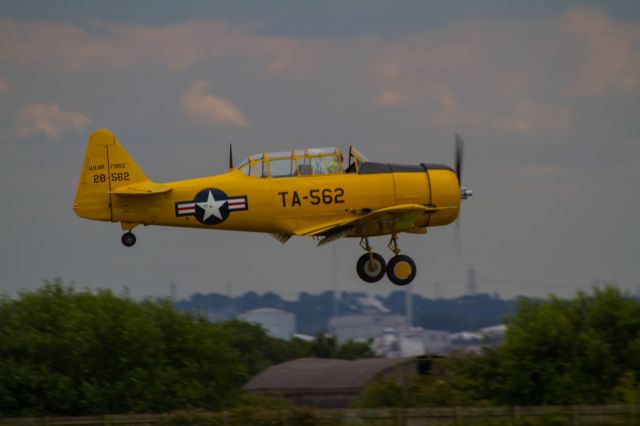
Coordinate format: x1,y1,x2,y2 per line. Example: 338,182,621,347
356,252,386,283
121,232,136,247
387,255,416,286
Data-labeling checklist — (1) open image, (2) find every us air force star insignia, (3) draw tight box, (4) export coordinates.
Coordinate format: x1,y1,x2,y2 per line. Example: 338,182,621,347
175,188,248,225
197,190,227,222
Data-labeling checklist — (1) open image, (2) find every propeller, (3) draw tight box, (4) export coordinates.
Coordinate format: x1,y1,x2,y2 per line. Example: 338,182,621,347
455,133,472,200
453,133,472,254
455,133,463,183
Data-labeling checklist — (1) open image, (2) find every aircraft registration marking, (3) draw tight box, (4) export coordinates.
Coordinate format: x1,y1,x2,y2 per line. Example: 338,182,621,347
278,188,345,207
90,172,130,183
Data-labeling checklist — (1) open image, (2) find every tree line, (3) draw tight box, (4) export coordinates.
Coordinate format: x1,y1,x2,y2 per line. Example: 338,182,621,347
358,286,640,407
3,280,640,416
0,279,373,416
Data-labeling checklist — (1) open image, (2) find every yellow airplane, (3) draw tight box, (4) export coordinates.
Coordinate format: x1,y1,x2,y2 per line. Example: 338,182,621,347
74,129,472,286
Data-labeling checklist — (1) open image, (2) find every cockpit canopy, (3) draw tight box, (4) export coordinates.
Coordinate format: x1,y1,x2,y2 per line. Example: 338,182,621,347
237,146,368,178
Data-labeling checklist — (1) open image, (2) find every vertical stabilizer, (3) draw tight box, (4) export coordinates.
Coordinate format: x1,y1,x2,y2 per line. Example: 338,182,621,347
73,129,149,221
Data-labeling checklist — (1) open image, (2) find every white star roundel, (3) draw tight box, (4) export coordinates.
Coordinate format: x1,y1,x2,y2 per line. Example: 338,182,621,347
175,188,248,225
197,190,227,222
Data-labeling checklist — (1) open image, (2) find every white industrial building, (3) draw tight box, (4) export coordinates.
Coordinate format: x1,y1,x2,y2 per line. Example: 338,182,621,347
373,327,451,357
329,313,408,343
421,329,451,354
449,324,507,353
238,307,296,340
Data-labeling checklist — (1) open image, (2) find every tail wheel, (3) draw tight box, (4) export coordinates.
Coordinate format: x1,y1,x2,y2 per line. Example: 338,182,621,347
121,232,136,247
387,255,416,286
356,252,386,283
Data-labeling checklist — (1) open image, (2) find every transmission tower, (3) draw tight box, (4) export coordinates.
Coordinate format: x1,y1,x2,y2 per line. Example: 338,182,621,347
466,266,477,295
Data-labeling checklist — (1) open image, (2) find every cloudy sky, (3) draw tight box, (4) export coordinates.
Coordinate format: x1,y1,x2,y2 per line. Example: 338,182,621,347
1,1,639,300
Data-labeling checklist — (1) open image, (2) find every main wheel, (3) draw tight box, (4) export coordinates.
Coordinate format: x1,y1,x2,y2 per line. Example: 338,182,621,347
386,255,416,286
121,232,136,247
356,252,386,283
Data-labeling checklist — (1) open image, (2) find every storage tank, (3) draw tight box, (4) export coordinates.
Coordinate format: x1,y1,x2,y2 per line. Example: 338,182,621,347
238,308,296,340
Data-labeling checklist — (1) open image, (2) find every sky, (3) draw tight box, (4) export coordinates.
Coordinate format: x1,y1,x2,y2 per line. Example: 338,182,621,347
1,0,639,300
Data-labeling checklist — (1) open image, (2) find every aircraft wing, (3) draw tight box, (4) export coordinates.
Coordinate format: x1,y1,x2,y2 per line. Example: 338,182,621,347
111,181,171,196
299,204,439,246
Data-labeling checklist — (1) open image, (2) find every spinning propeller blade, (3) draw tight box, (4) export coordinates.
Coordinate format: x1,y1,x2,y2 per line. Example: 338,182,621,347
453,133,472,254
455,133,464,183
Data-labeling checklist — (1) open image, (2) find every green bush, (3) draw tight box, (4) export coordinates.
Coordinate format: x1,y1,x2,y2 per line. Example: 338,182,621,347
0,279,246,416
356,287,640,408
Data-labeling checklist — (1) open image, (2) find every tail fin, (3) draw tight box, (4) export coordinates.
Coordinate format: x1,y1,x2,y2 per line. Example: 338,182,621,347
73,129,150,221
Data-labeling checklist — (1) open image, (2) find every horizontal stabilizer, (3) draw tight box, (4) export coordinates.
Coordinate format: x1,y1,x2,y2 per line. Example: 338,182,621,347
111,181,171,196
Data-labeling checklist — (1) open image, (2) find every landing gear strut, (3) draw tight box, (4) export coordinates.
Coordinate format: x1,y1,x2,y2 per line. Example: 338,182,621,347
121,232,136,247
356,238,386,283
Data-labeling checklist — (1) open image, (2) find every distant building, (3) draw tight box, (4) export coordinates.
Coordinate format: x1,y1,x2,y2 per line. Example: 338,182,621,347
373,327,451,357
244,357,423,408
329,313,407,343
449,331,486,353
238,308,296,340
421,329,451,355
398,332,425,357
450,324,507,353
480,324,507,342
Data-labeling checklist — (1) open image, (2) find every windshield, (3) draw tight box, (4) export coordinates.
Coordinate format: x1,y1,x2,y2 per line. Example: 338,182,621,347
346,146,368,173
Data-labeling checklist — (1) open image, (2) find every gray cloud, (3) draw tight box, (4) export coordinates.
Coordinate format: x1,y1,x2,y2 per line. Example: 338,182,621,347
14,103,92,140
181,80,249,128
0,18,309,74
0,75,10,94
367,7,640,135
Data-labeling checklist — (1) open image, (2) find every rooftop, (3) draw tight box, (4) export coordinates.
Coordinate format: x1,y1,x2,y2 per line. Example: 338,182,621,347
244,357,415,390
